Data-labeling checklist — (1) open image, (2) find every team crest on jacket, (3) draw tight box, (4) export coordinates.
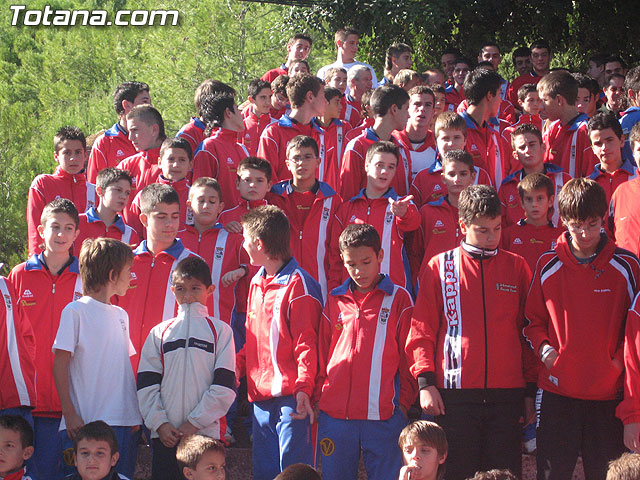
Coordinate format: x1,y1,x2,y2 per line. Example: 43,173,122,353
3,293,11,309
117,149,124,157
322,206,330,220
227,157,234,165
385,211,394,224
215,247,225,260
335,312,343,330
380,307,390,324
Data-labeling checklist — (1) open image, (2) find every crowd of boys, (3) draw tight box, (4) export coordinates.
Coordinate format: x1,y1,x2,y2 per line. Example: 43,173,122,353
4,27,640,480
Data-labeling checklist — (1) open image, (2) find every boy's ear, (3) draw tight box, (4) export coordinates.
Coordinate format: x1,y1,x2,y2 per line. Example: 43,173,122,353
96,186,104,197
183,466,195,480
140,212,149,228
152,123,160,140
459,219,468,235
110,451,120,467
23,445,34,461
377,248,384,264
470,168,477,179
439,452,448,464
37,224,45,236
206,285,215,297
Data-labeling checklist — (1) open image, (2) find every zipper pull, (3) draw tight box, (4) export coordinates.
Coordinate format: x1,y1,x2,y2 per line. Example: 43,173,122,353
367,206,371,216
299,230,303,240
52,283,56,293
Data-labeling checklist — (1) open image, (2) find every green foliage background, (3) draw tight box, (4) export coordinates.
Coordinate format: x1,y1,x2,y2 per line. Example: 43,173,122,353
1,0,638,270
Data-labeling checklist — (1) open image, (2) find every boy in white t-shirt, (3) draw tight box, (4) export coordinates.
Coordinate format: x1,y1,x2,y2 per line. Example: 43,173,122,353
52,238,142,480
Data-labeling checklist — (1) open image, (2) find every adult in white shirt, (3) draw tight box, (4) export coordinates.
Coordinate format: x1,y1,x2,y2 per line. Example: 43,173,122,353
317,27,377,94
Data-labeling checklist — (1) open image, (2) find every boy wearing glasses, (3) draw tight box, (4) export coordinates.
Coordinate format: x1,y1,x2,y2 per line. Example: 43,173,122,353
524,178,640,480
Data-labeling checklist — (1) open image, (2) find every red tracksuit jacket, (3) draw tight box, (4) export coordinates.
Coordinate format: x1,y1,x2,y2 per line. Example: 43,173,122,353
617,293,640,425
506,72,541,108
257,115,326,183
524,232,640,400
193,128,249,206
339,128,412,201
0,276,36,410
268,180,342,301
501,220,564,272
177,117,207,155
116,147,161,201
610,174,640,258
406,243,535,396
8,255,82,416
178,224,248,324
588,159,637,205
317,276,416,420
86,122,137,184
498,163,571,228
27,167,97,255
340,95,362,127
117,239,196,372
74,207,139,256
217,199,269,226
241,111,276,156
332,188,419,292
543,113,597,178
322,119,352,191
501,115,543,149
393,129,437,182
236,258,324,402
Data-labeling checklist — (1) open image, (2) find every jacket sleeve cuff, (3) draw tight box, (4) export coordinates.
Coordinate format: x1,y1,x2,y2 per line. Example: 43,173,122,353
417,372,436,390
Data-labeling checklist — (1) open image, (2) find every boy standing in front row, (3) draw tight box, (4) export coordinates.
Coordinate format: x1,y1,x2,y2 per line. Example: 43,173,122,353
317,224,414,480
52,238,142,480
137,256,236,480
525,178,640,480
69,421,130,480
236,206,323,480
406,185,536,480
397,421,448,480
0,415,36,480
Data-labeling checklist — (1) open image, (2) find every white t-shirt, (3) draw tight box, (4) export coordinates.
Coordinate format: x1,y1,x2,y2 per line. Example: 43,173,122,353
317,60,378,95
53,296,142,430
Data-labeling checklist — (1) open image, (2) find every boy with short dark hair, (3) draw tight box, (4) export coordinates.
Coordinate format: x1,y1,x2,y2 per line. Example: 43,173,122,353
501,173,564,270
599,73,625,118
193,93,249,207
124,137,194,239
10,199,83,479
333,141,419,292
68,421,129,480
511,46,532,78
53,238,142,479
610,122,640,258
499,123,570,227
87,81,151,183
177,79,236,154
269,75,290,120
176,434,226,480
382,42,413,86
116,105,167,199
573,73,599,118
27,126,97,255
316,27,377,87
501,84,543,146
406,184,535,480
75,168,139,256
137,256,236,480
445,57,472,112
0,415,35,480
344,88,375,143
117,184,197,372
587,111,635,203
257,73,327,182
269,135,342,301
261,33,312,83
507,40,551,108
621,66,640,162
537,70,597,177
398,420,448,480
340,85,412,200
241,80,275,156
317,223,414,480
524,178,640,480
237,205,323,480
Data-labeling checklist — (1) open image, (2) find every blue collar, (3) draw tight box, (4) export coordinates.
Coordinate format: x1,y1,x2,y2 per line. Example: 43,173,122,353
330,274,395,296
351,187,398,202
589,158,637,178
277,114,325,134
193,117,206,130
567,113,589,131
501,163,564,185
364,127,381,142
258,257,300,285
85,207,126,233
271,180,336,197
25,253,80,273
134,239,186,258
105,122,127,137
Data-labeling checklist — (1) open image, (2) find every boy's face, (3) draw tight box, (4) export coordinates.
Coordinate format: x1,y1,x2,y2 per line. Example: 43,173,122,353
287,39,311,62
364,152,397,191
514,55,532,76
183,450,226,480
432,92,446,116
341,245,383,293
272,92,288,111
564,216,604,254
160,147,192,181
575,88,595,116
242,230,266,267
512,132,543,170
460,214,502,250
531,47,551,73
286,146,320,183
538,89,562,121
141,202,180,245
401,441,446,480
590,127,623,166
394,52,413,71
441,160,475,195
38,212,79,255
339,34,359,61
127,117,159,152
452,63,470,87
55,139,86,175
171,276,213,306
0,427,33,476
521,189,553,224
74,439,118,480
587,61,604,82
408,94,434,128
188,185,224,226
351,70,373,95
236,167,270,201
604,77,625,110
436,128,466,154
325,96,343,120
308,89,328,117
441,54,456,78
122,90,152,115
112,261,133,297
290,62,309,76
99,179,132,213
479,46,501,70
519,92,541,116
252,88,272,116
225,104,245,132
327,71,348,94
605,61,624,80
392,100,411,131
